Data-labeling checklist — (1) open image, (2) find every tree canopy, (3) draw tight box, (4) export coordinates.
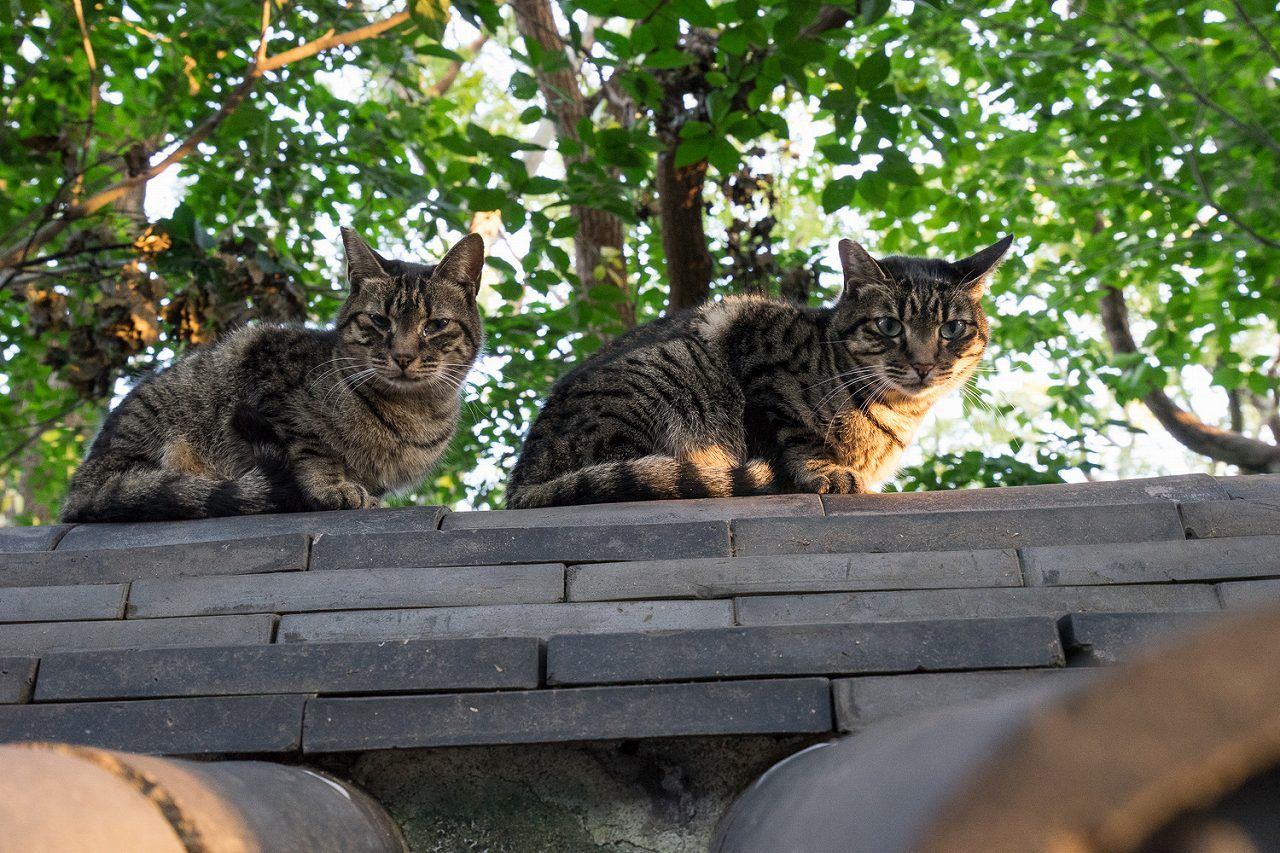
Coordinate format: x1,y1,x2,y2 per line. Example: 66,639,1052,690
2,0,1277,523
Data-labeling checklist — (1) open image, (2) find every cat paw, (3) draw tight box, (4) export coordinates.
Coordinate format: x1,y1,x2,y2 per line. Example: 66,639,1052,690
315,481,379,511
797,462,860,495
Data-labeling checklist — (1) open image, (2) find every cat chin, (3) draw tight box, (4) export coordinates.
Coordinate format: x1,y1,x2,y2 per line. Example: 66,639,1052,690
885,379,952,401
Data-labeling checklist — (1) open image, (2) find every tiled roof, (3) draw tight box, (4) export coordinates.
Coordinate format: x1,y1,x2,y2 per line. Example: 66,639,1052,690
0,473,1276,756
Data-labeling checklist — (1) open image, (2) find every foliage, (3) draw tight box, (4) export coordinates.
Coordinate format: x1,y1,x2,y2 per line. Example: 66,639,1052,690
1,0,1277,522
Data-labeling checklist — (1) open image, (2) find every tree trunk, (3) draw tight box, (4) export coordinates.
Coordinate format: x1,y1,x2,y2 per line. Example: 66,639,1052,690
657,151,713,310
652,8,855,312
511,0,633,330
1100,285,1280,473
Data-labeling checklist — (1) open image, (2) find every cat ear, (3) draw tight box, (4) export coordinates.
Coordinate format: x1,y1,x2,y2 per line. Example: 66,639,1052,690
838,239,888,291
340,227,386,290
432,233,486,295
953,235,1014,295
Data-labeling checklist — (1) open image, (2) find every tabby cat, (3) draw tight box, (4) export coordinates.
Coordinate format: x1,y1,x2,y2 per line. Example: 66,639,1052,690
506,236,1012,509
61,229,485,523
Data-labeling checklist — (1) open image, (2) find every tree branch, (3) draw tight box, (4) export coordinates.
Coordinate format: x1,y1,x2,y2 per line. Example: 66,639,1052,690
71,0,99,202
426,33,490,97
0,9,412,272
1103,19,1280,155
511,0,633,329
1229,0,1280,67
1100,285,1280,473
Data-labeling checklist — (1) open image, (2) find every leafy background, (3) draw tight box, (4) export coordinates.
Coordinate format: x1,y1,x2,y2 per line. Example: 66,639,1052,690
1,0,1277,523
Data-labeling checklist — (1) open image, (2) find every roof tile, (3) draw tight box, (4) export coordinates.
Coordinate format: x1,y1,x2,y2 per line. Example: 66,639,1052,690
128,563,565,619
309,522,732,570
0,614,274,656
1022,535,1280,586
1179,500,1279,539
0,657,36,704
278,600,734,643
442,494,823,530
733,583,1221,626
0,694,305,754
33,637,541,701
55,506,445,551
568,550,1019,602
0,583,127,623
0,534,307,587
823,473,1226,514
732,502,1185,557
1062,611,1217,665
303,678,832,752
545,617,1064,685
833,669,1094,733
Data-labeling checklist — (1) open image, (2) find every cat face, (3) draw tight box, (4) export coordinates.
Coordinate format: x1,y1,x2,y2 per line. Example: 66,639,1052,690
830,237,1012,400
335,230,485,395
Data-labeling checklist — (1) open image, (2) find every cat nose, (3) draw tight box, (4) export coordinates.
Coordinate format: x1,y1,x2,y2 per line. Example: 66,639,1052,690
912,362,934,379
391,352,414,370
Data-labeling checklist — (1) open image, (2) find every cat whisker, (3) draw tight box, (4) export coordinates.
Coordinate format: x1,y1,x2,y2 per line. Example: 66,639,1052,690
804,366,884,390
309,359,365,393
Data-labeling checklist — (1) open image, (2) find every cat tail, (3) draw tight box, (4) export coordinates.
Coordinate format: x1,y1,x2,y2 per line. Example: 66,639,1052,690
58,410,307,523
505,454,777,509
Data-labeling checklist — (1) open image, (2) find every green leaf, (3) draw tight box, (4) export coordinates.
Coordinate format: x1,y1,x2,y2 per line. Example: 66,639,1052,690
644,49,695,70
409,0,450,41
857,50,891,92
821,176,858,213
718,27,749,55
468,187,508,210
861,0,891,25
674,136,712,167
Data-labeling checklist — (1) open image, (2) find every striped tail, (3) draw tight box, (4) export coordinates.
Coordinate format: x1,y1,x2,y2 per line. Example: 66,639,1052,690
505,454,777,510
60,409,305,523
59,462,302,523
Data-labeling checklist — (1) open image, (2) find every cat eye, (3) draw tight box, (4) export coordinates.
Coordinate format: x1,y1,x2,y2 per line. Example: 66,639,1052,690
875,317,903,337
939,320,967,339
422,318,451,336
365,313,391,331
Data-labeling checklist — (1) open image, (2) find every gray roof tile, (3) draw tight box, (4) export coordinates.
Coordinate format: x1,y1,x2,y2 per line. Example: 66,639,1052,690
1216,578,1280,608
0,534,307,586
733,583,1221,626
303,678,832,751
442,494,823,529
1179,500,1279,539
569,550,1019,602
546,617,1064,685
1022,535,1280,586
128,563,565,618
55,506,445,551
309,522,732,570
33,637,541,701
0,695,305,754
0,583,127,623
733,502,1185,556
1062,611,1218,665
0,614,274,656
0,657,36,704
0,524,71,553
1216,474,1280,502
278,600,734,643
833,669,1095,733
823,473,1226,514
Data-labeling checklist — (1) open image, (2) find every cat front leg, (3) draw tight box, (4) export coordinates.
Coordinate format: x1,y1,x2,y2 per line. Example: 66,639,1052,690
777,431,864,495
293,456,380,510
794,456,863,494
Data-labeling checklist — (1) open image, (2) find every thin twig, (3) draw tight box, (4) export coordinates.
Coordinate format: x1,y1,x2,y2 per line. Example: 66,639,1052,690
0,9,412,272
1228,0,1280,67
72,0,99,203
0,402,87,468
